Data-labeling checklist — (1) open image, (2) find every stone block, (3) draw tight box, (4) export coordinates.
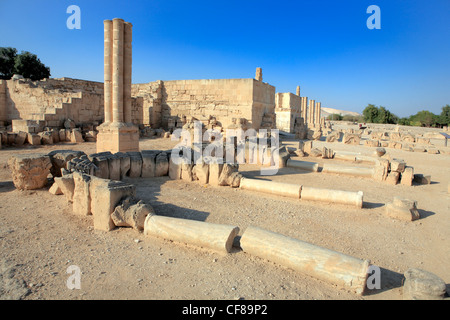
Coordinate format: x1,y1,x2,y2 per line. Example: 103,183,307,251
59,129,66,142
71,129,84,143
39,131,53,145
115,152,131,179
192,161,209,184
168,156,182,180
390,159,406,173
127,152,143,178
90,180,136,231
72,172,91,215
181,159,194,182
27,133,41,145
364,140,379,147
107,154,121,181
342,133,360,145
89,152,112,179
385,171,400,185
49,182,62,195
403,269,446,300
8,154,52,190
385,197,420,221
209,161,224,186
400,166,414,186
14,131,27,146
218,163,239,186
48,150,85,177
140,150,156,178
54,174,75,202
426,148,440,154
155,152,169,176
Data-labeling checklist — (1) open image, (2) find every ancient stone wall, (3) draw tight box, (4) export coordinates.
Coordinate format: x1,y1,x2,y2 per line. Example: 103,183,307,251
4,77,104,130
137,78,275,130
275,92,301,133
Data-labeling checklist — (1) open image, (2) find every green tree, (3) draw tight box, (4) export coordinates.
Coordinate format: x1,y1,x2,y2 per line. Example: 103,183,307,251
410,110,438,127
438,105,450,126
0,47,50,80
14,51,50,81
362,104,379,123
326,113,343,121
398,117,410,126
0,47,17,79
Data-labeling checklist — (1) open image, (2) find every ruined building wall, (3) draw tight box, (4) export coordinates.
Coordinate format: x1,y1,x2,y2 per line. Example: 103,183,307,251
4,76,277,133
275,92,301,133
4,77,105,131
133,78,275,130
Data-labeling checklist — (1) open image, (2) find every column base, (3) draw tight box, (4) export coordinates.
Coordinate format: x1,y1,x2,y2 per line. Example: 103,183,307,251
96,122,139,153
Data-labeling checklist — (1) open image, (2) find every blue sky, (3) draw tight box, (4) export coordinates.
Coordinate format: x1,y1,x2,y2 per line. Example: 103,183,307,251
1,0,449,117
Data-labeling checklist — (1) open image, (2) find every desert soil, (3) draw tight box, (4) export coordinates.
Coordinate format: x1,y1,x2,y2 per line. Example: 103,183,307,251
0,125,449,300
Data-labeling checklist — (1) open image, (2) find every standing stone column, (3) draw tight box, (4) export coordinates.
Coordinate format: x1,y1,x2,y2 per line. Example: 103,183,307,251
255,67,263,81
296,86,300,96
112,18,124,123
308,99,315,125
103,20,113,123
97,18,139,154
123,22,133,124
315,102,321,126
301,97,308,125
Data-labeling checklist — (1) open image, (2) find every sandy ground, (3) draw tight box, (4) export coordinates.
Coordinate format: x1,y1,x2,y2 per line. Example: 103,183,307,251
0,127,449,300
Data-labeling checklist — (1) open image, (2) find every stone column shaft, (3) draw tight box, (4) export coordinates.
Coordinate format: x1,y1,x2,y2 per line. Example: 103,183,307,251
296,86,300,96
309,99,315,125
104,20,113,123
112,18,124,123
123,22,133,124
316,102,321,125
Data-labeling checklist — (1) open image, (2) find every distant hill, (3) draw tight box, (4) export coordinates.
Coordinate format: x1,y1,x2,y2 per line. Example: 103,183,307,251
321,107,361,118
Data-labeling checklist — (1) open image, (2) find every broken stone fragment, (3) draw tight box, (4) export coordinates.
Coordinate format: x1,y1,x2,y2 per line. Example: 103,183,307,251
48,150,85,177
385,196,420,221
155,152,169,177
400,166,414,186
403,268,447,300
374,147,386,157
54,174,75,202
218,163,239,186
49,182,63,195
111,196,155,231
90,179,136,231
8,154,52,190
72,171,92,216
385,171,400,185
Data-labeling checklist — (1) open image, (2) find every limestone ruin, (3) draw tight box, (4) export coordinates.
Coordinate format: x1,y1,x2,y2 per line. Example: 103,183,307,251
2,17,449,301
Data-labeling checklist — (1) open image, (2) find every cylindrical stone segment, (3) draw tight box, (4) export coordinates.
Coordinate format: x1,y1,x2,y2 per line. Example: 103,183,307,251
309,99,315,125
103,20,113,123
144,215,239,254
322,163,375,177
239,177,301,198
240,226,370,295
286,159,319,172
300,186,364,208
296,86,300,96
112,18,124,123
301,97,308,124
316,102,321,125
123,22,132,124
